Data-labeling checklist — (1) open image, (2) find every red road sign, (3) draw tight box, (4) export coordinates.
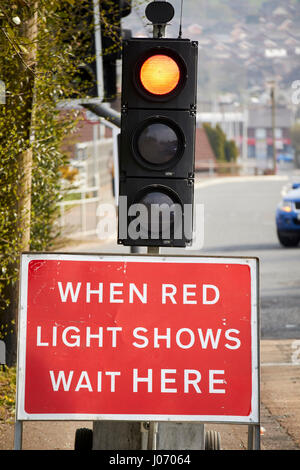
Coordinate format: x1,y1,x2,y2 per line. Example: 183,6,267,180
16,253,259,423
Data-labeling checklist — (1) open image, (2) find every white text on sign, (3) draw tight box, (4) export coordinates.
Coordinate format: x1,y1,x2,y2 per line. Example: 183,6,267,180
57,281,220,305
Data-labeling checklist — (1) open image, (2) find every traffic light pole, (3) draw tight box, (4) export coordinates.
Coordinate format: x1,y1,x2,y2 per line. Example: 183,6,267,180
146,247,159,449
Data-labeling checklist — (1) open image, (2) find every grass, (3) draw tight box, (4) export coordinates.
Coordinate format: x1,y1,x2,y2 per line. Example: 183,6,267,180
0,366,16,423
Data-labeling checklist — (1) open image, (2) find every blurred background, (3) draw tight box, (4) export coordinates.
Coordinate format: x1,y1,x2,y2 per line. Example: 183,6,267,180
59,0,300,241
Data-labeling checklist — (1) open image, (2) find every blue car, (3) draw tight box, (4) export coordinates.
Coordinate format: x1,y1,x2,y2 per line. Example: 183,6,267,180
277,153,294,163
276,183,300,247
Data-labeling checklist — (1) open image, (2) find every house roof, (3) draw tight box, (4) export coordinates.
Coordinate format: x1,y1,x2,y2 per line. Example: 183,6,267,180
194,127,217,170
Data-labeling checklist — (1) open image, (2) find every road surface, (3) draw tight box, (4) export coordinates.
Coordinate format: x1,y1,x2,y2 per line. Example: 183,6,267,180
81,173,300,341
192,175,300,340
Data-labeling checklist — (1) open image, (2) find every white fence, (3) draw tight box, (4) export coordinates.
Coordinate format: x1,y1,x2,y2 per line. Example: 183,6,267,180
58,129,118,239
58,186,101,238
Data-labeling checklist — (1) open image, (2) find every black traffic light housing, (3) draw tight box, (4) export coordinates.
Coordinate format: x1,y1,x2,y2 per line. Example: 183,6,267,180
121,38,197,109
119,108,195,178
118,36,198,247
119,178,194,247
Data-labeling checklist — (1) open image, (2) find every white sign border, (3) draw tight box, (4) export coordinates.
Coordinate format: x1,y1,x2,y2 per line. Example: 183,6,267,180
16,252,259,424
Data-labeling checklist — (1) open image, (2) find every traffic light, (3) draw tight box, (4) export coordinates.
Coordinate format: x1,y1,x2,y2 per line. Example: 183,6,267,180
57,0,102,102
118,37,198,247
100,0,132,102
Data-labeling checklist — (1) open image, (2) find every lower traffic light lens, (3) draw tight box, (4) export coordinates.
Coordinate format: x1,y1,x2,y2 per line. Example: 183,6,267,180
140,54,180,95
137,122,178,165
136,188,180,238
140,190,175,210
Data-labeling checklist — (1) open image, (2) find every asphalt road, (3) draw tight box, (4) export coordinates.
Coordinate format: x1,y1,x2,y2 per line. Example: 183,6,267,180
82,173,300,341
191,175,300,340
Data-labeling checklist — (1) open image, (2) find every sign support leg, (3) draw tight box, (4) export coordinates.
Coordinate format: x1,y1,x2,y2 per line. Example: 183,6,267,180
14,420,23,450
248,424,260,450
147,422,158,450
146,247,159,450
144,247,205,451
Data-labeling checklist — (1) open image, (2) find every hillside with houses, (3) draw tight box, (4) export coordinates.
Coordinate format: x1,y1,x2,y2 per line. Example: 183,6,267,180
124,0,300,106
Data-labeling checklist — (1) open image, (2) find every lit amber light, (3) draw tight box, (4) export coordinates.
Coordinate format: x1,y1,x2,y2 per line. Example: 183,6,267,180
140,54,180,95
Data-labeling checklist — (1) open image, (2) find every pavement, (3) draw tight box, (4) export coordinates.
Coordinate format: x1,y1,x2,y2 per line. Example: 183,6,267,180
207,338,300,450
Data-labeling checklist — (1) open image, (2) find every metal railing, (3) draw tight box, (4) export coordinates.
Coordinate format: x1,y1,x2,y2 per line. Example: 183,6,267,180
58,185,101,238
57,117,119,239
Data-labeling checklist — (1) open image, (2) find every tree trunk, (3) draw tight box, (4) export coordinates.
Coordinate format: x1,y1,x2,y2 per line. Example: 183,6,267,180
2,2,37,366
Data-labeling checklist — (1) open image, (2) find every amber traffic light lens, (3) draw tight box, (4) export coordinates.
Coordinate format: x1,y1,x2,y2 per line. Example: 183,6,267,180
140,54,180,95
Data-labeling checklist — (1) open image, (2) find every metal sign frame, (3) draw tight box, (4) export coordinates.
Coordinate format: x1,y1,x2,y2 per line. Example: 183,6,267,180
16,252,260,427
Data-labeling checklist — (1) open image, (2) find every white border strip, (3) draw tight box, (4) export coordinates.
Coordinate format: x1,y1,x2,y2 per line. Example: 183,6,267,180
195,174,288,190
